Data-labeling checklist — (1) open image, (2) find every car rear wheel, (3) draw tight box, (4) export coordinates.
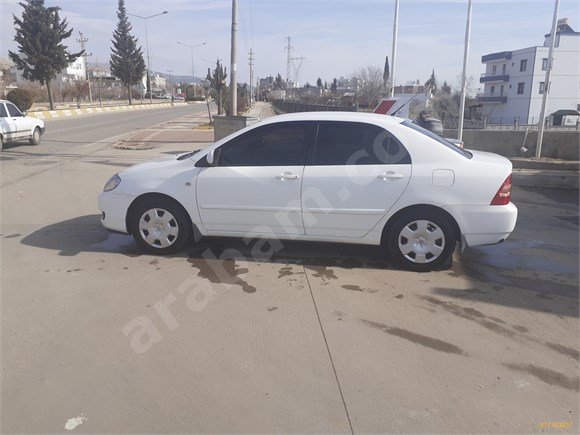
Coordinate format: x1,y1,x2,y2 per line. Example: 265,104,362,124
29,128,41,145
129,198,192,255
387,210,456,271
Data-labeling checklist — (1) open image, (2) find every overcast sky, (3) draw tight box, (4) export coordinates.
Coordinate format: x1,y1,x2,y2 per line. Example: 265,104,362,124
1,0,578,91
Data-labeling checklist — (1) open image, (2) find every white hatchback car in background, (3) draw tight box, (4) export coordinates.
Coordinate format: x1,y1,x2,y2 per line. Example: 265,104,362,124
99,112,518,271
0,99,45,150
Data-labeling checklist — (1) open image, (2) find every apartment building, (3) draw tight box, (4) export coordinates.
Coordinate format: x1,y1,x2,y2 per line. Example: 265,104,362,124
477,18,579,124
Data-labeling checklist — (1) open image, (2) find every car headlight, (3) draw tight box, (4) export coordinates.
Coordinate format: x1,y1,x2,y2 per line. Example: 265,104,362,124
103,174,121,192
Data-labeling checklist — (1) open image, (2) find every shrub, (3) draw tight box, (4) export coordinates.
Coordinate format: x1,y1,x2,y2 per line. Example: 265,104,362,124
6,88,34,111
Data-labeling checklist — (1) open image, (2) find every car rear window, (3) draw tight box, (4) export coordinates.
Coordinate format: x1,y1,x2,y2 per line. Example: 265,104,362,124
401,119,472,158
312,121,411,165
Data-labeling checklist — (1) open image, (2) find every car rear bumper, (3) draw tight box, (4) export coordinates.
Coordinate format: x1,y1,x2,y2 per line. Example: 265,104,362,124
445,202,518,248
98,191,135,234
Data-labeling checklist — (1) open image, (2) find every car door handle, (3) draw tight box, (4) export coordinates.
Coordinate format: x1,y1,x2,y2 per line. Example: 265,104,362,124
276,172,300,180
377,172,404,180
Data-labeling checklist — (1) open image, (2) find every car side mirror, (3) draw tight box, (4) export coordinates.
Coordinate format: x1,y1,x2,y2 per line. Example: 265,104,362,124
206,149,215,165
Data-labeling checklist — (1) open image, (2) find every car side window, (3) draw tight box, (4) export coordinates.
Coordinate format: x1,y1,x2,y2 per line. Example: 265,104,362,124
6,103,22,117
216,122,313,167
312,121,411,165
0,104,7,118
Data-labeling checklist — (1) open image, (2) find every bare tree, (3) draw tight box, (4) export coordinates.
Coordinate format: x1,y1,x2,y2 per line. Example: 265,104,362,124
68,79,89,108
351,65,383,108
454,73,477,98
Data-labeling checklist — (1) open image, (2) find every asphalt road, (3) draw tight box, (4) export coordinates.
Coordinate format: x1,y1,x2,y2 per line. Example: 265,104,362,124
0,104,208,187
1,107,578,433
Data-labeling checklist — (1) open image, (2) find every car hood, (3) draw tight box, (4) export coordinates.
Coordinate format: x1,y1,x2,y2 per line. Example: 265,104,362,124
121,151,198,175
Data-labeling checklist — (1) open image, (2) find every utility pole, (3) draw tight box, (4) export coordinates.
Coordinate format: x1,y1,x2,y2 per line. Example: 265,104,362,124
285,37,292,87
457,0,473,141
389,0,399,98
229,0,238,116
536,0,560,159
77,32,93,104
248,48,254,107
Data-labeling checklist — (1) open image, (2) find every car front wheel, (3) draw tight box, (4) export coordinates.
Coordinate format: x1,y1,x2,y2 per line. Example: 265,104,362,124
387,210,456,271
29,127,41,145
129,198,192,255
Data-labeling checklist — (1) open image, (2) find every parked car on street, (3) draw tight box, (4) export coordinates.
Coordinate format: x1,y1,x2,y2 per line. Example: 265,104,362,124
99,112,517,271
0,100,45,150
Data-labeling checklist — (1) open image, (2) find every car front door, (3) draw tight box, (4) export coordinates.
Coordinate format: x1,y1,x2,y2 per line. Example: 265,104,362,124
0,102,17,141
301,121,412,238
196,121,314,235
5,102,31,140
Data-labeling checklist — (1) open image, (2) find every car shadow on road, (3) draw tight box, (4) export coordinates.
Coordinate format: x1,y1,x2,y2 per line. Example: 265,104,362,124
185,236,402,271
20,214,142,257
19,214,405,271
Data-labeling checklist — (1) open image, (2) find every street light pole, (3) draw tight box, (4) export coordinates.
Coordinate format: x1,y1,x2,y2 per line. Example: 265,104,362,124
127,10,168,104
457,0,473,141
177,41,206,97
230,0,238,115
536,0,560,159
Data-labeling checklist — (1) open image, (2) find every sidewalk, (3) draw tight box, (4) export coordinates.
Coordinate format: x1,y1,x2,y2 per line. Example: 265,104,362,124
244,101,276,119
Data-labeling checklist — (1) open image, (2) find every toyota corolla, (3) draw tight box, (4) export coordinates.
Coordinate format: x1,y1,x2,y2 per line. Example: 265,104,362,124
98,112,517,271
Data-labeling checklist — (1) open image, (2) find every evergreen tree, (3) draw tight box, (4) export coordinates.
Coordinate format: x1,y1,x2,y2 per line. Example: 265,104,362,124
110,0,146,105
383,55,390,94
425,69,437,90
441,80,452,94
316,77,323,88
273,73,284,90
9,0,83,110
331,78,338,95
206,60,227,115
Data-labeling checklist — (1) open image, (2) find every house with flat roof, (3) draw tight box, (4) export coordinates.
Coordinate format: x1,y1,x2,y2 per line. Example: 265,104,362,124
477,18,579,124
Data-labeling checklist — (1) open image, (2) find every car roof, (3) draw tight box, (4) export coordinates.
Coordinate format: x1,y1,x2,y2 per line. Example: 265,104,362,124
256,111,406,127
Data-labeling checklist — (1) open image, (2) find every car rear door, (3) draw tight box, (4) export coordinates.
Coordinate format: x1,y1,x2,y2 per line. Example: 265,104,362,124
196,121,314,235
301,121,412,238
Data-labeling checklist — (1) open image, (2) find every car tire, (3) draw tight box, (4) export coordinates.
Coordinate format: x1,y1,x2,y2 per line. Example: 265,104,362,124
29,128,41,145
129,198,192,255
387,210,456,272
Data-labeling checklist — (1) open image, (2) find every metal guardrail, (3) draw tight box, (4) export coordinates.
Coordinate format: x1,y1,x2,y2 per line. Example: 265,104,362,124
272,100,356,114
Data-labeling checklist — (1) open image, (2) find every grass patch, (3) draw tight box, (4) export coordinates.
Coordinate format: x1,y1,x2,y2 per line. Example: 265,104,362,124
192,123,214,130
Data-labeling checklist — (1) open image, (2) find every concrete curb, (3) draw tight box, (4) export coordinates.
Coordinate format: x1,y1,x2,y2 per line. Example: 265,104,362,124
512,169,579,189
28,102,190,120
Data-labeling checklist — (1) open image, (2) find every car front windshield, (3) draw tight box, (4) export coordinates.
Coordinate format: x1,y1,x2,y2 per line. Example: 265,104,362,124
400,119,472,159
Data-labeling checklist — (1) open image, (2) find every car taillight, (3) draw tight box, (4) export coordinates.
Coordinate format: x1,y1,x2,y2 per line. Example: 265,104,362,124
491,174,512,205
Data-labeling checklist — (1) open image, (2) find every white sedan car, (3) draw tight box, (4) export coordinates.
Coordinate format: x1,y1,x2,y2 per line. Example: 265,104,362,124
0,99,45,150
99,112,517,271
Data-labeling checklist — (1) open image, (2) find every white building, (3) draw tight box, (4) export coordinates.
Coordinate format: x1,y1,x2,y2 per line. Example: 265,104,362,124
336,76,358,94
477,18,580,124
12,56,86,85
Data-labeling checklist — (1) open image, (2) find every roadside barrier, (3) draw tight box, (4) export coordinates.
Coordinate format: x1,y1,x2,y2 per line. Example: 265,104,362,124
28,102,188,120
